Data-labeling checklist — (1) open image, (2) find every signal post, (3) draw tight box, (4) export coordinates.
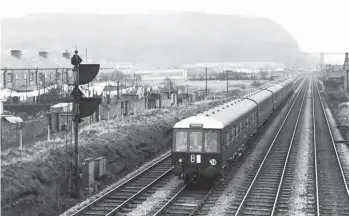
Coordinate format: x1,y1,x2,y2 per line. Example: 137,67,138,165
70,50,101,197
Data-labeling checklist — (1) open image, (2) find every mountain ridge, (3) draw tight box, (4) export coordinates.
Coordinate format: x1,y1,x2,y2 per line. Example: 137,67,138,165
1,12,317,68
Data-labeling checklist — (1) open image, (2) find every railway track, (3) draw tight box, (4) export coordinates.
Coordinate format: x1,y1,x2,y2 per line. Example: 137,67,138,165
225,77,308,215
271,78,314,215
313,76,349,215
70,155,173,216
150,183,212,216
190,77,308,216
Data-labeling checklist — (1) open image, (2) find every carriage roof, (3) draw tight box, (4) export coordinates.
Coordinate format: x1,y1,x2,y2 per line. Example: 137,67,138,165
173,98,257,129
173,79,290,130
265,83,283,94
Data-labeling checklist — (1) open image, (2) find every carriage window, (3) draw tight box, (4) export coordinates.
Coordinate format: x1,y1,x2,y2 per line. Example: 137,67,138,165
232,127,235,138
7,73,12,82
189,132,202,152
236,125,239,137
205,131,218,152
175,131,187,152
226,132,230,145
240,121,243,130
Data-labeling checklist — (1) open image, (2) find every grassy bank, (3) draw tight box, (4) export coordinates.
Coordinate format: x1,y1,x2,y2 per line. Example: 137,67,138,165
320,79,349,139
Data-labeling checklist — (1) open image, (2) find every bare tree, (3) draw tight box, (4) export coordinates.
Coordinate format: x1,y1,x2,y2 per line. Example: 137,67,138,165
260,71,268,80
97,70,126,83
163,77,175,92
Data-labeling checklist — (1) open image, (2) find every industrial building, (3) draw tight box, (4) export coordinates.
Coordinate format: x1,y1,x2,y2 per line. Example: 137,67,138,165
180,62,285,73
99,62,134,74
324,64,344,80
136,69,188,81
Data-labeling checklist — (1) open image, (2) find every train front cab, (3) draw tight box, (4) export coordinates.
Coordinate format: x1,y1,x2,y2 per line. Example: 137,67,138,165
172,125,222,179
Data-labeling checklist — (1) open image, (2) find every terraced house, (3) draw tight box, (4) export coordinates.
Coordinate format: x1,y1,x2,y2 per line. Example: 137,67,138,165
1,49,72,91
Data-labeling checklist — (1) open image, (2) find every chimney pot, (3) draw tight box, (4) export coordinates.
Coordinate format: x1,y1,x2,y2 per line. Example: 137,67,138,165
10,50,22,59
63,51,70,60
346,52,348,59
39,51,49,59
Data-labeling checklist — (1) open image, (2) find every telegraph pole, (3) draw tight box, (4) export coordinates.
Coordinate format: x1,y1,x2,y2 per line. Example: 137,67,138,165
25,78,28,104
186,84,189,102
226,70,228,96
0,100,3,148
344,52,349,93
205,67,208,97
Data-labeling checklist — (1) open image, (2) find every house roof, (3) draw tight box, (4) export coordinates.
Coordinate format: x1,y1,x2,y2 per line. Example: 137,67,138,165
1,51,71,69
328,71,344,78
103,84,128,91
2,115,23,124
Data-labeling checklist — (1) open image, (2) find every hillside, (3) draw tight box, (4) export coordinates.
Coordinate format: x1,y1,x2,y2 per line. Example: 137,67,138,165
1,12,316,68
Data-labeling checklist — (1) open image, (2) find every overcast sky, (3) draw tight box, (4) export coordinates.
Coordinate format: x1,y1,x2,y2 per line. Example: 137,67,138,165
0,0,347,63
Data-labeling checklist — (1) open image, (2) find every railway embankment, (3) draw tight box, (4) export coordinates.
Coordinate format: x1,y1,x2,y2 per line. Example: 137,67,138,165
1,96,237,216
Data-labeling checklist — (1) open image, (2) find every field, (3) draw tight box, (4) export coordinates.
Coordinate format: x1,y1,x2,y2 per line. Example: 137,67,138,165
133,79,268,92
179,80,265,91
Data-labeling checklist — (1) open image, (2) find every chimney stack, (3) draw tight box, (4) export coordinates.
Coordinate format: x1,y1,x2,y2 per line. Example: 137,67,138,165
39,51,49,59
346,52,348,60
63,50,70,59
10,50,22,59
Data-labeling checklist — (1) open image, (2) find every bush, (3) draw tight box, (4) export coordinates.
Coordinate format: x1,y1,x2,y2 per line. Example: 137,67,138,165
234,83,246,89
324,92,348,103
322,79,344,91
0,99,232,215
251,80,262,87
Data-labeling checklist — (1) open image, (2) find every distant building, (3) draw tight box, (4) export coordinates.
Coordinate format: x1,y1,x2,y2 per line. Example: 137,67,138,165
99,62,134,74
180,62,284,73
325,64,344,80
136,69,188,81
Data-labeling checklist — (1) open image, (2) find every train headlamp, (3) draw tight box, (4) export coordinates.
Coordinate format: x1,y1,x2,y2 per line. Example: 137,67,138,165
178,158,183,163
209,159,217,166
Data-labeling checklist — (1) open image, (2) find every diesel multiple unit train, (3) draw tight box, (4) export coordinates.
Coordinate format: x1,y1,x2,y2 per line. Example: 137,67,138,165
172,77,301,181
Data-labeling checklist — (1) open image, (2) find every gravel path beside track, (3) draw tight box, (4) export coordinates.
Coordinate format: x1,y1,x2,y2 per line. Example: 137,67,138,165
286,79,313,215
